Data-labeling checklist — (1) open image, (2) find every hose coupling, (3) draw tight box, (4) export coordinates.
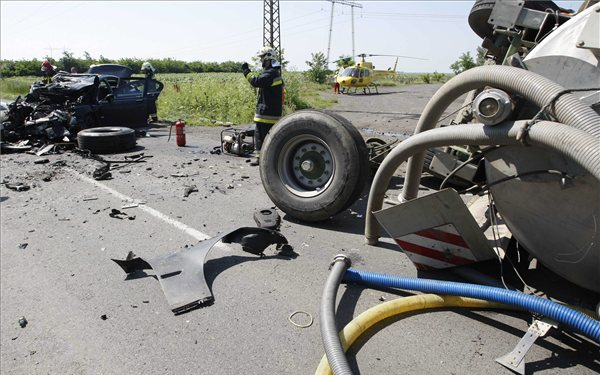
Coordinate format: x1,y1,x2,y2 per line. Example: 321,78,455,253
330,254,352,269
473,88,513,126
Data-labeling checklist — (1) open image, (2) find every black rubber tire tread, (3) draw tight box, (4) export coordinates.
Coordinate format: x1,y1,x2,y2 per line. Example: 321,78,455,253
77,127,136,154
468,0,497,39
296,109,369,211
469,1,561,40
260,110,364,222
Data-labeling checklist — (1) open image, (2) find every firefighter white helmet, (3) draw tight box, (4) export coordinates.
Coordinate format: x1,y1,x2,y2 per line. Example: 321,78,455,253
257,46,276,61
141,61,156,73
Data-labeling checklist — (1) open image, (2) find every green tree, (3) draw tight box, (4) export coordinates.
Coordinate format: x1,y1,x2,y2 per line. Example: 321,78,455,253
450,51,477,75
335,55,354,69
98,55,112,64
476,46,487,66
431,71,446,83
277,48,289,70
305,52,331,84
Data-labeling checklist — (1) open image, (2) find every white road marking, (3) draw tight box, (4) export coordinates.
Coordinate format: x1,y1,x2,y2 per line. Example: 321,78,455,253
67,168,211,242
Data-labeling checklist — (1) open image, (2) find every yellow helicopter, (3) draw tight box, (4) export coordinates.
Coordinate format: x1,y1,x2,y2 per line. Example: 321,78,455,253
334,53,426,94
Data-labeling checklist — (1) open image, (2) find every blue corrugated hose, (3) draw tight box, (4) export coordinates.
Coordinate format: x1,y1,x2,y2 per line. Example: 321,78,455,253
344,268,600,343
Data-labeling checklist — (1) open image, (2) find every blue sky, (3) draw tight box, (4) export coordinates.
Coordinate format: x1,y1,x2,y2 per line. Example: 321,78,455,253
1,1,583,72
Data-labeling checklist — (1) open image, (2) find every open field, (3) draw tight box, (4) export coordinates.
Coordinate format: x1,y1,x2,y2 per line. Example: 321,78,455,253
0,72,443,126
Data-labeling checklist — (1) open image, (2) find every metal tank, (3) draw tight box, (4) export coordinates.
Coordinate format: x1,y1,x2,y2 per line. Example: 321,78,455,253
484,4,600,292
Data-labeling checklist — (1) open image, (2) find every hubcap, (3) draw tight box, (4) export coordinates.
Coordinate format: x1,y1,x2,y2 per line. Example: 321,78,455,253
278,135,335,198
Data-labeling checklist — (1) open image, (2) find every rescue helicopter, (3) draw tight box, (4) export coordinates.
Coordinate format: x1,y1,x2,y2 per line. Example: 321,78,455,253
335,53,427,94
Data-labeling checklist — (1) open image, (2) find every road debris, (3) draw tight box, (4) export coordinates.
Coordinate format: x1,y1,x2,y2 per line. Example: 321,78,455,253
121,203,139,209
41,172,54,181
93,165,111,181
288,310,313,328
1,140,33,153
18,316,27,328
183,185,198,197
253,207,281,230
35,144,55,156
112,227,290,315
5,183,30,192
109,209,135,220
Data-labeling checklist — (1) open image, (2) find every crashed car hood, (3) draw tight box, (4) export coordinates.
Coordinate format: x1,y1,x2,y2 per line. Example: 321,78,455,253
30,74,99,102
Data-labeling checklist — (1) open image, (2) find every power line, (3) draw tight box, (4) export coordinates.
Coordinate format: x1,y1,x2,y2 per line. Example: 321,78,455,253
360,11,465,19
161,8,326,56
327,0,362,66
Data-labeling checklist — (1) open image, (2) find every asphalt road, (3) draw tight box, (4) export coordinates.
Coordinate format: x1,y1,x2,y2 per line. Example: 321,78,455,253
1,85,598,374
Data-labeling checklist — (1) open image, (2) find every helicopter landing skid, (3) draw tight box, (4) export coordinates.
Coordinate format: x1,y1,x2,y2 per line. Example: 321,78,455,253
341,83,379,95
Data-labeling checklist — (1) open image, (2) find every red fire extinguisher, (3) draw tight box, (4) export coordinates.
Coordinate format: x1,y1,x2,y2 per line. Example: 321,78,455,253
175,119,186,147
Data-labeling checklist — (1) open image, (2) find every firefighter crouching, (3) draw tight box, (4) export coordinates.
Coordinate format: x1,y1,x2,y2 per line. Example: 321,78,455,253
241,46,284,166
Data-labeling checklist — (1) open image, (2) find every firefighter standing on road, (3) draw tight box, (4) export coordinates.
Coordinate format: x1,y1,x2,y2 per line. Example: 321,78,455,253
141,61,159,123
242,46,284,166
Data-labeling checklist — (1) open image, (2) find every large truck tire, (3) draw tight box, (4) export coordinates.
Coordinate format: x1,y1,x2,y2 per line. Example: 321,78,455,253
260,110,368,222
468,0,497,40
77,127,136,154
299,109,369,208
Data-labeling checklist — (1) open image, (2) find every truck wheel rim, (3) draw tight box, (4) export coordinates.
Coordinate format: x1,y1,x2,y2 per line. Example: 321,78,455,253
278,134,335,197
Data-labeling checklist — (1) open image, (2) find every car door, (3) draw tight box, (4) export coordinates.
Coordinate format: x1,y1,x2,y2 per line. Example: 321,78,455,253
96,78,122,126
140,77,164,119
99,78,147,127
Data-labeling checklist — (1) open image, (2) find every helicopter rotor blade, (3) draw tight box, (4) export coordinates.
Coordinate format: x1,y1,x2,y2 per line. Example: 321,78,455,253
359,53,428,61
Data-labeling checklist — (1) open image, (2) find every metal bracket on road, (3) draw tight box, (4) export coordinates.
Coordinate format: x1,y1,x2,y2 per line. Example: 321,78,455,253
253,208,281,230
495,319,556,374
112,227,289,315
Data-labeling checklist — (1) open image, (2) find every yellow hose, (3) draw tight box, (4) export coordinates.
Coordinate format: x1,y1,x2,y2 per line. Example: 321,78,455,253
314,294,514,375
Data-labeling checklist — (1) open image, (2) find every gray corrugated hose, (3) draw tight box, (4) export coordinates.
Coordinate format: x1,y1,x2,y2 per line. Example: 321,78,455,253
364,120,600,244
401,65,600,204
320,255,353,375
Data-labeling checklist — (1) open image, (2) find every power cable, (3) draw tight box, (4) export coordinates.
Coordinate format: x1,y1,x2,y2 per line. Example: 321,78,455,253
2,2,52,29
359,11,464,19
163,8,327,56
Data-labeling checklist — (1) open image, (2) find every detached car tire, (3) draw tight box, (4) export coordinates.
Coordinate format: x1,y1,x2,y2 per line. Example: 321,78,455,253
260,110,368,222
77,127,136,154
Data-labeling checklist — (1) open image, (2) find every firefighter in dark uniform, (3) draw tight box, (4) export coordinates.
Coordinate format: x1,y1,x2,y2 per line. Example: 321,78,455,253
141,61,159,122
242,46,284,166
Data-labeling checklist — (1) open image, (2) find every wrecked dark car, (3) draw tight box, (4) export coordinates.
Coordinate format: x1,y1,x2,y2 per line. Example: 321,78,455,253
0,65,163,144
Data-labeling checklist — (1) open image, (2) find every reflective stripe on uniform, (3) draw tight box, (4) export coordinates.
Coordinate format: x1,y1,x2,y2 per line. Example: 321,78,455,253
246,72,258,82
271,78,283,86
254,114,280,124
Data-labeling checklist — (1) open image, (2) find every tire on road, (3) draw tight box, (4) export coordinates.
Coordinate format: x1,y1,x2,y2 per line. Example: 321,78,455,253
77,127,136,154
297,109,369,210
260,110,368,222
